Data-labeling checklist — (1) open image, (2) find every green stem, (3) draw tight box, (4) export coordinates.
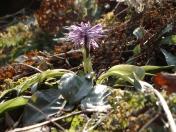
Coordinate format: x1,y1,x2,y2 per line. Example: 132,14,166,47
82,35,93,73
82,47,93,73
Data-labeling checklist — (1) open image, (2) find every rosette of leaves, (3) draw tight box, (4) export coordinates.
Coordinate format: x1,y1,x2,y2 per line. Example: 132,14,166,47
21,73,111,125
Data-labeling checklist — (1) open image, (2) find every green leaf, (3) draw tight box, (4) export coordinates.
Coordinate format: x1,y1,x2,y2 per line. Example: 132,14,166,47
97,64,145,84
133,44,141,55
134,78,143,90
23,89,65,125
0,97,28,116
141,65,174,74
81,84,111,112
0,69,72,99
126,57,136,64
161,23,173,35
160,35,176,45
133,27,145,40
161,49,176,66
59,73,93,105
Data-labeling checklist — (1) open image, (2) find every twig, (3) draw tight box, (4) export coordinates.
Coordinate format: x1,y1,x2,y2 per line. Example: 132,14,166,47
0,9,25,20
138,112,161,132
115,8,128,17
82,118,92,132
86,114,108,132
140,81,176,132
56,99,67,116
112,2,120,12
54,49,81,57
26,103,66,131
8,111,83,132
69,64,83,71
0,9,26,30
152,88,176,132
15,63,42,73
84,111,113,132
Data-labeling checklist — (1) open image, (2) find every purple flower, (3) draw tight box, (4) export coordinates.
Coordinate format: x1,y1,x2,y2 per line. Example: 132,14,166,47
66,22,104,49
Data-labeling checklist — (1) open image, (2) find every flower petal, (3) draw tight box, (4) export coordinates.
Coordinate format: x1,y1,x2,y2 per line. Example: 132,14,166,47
66,22,104,49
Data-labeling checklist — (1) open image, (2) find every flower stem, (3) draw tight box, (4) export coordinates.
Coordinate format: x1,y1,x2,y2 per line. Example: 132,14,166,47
82,36,93,73
82,48,93,74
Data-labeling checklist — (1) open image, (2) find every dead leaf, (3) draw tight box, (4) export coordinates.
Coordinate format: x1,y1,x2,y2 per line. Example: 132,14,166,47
152,72,176,94
0,65,15,81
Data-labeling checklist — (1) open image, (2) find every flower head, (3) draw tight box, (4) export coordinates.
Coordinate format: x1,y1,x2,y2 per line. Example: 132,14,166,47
66,22,104,49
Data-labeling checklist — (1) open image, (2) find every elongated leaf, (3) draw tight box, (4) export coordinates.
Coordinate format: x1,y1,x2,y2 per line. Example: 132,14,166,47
0,97,28,116
108,65,145,78
161,23,173,35
97,65,145,84
23,89,64,125
133,27,145,40
133,44,141,55
0,69,72,99
142,65,174,74
0,74,39,99
161,49,176,66
160,35,176,45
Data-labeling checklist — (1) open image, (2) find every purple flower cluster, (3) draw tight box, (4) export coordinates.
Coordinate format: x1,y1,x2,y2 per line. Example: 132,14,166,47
66,22,104,49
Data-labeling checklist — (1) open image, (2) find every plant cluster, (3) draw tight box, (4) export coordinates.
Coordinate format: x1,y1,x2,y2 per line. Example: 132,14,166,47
0,0,176,131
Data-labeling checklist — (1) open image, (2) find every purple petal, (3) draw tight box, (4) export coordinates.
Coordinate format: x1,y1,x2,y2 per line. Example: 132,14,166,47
66,22,104,49
90,39,99,49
